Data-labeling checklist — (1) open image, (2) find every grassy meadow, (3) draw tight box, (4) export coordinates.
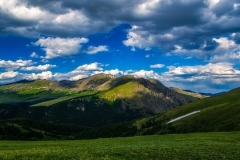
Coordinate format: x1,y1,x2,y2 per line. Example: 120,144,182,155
0,132,240,160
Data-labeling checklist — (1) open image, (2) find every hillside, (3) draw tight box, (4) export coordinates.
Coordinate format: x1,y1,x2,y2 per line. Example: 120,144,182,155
170,87,206,102
0,74,192,127
1,86,240,140
133,87,240,135
71,87,240,139
0,118,89,140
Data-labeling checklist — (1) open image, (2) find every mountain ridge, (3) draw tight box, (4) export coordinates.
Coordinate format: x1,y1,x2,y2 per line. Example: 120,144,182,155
0,76,239,140
0,74,192,128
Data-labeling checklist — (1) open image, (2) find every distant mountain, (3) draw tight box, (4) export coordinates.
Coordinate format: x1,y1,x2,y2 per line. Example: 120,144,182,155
170,87,206,102
182,89,226,97
0,74,194,128
198,91,227,97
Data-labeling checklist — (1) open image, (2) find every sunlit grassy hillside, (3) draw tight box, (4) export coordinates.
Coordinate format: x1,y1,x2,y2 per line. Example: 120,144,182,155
134,87,240,134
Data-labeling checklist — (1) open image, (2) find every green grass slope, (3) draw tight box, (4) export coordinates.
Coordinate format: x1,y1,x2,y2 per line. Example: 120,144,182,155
134,87,240,134
77,87,240,138
0,132,239,159
100,78,188,113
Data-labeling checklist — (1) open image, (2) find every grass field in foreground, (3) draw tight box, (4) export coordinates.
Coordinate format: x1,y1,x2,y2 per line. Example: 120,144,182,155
0,132,240,160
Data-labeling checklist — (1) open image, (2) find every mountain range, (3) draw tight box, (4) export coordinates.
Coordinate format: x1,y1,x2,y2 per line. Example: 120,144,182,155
0,74,194,128
1,74,238,140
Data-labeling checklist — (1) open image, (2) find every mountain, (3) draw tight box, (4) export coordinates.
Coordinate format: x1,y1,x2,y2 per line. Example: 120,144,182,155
1,76,239,140
132,86,240,135
182,89,227,97
73,87,240,139
170,87,206,102
0,74,192,128
198,91,227,97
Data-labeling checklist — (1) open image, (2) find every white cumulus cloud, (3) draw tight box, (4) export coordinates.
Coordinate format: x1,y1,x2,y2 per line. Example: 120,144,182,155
22,71,53,80
131,70,162,80
161,62,240,92
0,71,19,80
0,60,35,71
213,37,236,50
53,62,104,81
34,37,88,59
93,69,124,76
20,64,57,71
75,62,103,71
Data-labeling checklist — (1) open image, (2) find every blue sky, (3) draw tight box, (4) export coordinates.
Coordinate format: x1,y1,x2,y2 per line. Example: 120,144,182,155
1,0,240,93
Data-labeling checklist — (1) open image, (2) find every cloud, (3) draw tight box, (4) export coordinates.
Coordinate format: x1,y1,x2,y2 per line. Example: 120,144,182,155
131,70,162,80
150,64,165,68
86,45,108,54
30,52,39,58
164,62,240,78
1,0,240,60
0,59,35,71
121,0,240,59
69,75,88,81
123,27,155,49
34,37,88,59
41,59,49,63
22,71,53,80
0,0,47,21
75,62,103,71
0,71,19,80
145,47,151,51
93,69,124,76
213,37,236,49
161,62,240,92
0,62,104,84
20,64,57,71
0,71,53,84
209,52,240,64
53,62,104,81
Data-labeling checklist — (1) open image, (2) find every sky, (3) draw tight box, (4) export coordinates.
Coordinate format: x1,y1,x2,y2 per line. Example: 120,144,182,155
0,0,240,93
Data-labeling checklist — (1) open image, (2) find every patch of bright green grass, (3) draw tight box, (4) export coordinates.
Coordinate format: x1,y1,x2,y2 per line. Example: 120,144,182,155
100,81,138,101
18,88,45,95
32,90,99,107
0,132,239,160
51,90,78,95
29,80,51,87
